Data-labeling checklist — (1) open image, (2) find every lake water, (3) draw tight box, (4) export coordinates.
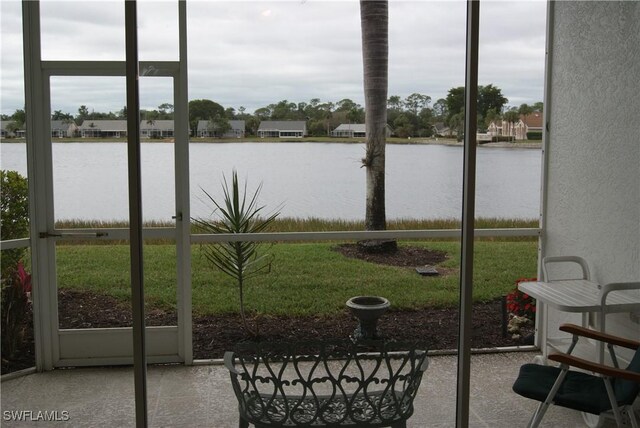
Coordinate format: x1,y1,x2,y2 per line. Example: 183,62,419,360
0,142,541,221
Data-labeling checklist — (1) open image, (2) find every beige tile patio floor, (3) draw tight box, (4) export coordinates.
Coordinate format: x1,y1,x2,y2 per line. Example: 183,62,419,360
1,351,609,427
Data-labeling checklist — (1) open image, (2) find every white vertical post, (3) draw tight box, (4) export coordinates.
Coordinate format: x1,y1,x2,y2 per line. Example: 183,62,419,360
22,0,56,371
456,1,480,427
124,1,148,426
175,0,193,364
535,0,555,349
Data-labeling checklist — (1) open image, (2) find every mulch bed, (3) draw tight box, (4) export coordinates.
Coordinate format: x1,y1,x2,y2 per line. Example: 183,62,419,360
2,245,534,374
333,243,448,267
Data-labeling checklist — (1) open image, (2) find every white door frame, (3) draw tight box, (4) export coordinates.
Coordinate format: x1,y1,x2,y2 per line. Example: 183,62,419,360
22,1,191,370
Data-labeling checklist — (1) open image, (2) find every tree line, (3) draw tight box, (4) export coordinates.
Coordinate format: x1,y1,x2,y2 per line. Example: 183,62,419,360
1,86,541,138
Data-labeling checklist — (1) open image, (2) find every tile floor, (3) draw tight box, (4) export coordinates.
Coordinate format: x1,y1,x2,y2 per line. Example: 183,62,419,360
1,351,611,427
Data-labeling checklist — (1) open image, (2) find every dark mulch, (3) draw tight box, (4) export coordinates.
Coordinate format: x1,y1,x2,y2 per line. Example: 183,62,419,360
193,301,529,359
2,245,532,374
334,243,448,267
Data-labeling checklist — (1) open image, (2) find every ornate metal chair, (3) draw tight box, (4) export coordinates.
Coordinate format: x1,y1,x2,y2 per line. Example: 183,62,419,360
224,340,429,428
513,323,640,428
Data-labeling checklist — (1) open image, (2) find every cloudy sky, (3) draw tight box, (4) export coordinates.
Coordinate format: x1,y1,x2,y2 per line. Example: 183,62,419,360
0,0,547,116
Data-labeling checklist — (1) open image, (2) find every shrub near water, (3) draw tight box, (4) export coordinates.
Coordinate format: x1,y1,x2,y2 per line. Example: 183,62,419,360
1,170,32,358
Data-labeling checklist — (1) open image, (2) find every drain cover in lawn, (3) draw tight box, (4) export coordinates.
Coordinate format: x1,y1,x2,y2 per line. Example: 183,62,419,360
416,265,439,276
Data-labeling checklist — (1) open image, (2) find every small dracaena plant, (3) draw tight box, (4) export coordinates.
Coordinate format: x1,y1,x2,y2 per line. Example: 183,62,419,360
193,170,280,337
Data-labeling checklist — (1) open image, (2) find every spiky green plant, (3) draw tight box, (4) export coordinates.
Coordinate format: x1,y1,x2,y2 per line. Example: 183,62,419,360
193,171,279,336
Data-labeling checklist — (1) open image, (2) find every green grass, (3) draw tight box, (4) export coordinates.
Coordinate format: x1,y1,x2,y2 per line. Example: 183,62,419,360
55,217,538,237
55,240,537,316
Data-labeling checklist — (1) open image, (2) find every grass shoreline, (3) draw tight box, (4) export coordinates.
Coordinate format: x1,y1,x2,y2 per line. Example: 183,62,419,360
1,137,542,148
53,217,539,244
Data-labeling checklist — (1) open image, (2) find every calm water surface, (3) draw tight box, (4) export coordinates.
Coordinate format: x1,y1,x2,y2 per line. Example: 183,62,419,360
0,142,541,221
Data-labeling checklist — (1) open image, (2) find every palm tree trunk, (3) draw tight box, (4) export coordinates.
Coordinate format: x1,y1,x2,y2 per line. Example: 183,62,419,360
360,0,388,232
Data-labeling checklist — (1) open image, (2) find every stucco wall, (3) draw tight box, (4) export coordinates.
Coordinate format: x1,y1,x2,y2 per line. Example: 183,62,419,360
544,2,640,340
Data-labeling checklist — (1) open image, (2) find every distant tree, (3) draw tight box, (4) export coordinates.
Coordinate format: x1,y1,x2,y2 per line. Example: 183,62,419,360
387,95,403,112
245,116,260,135
142,110,160,121
10,109,25,127
347,106,365,123
317,102,335,135
393,114,413,138
77,105,90,123
477,84,508,119
189,99,225,134
445,87,465,122
417,107,434,137
207,114,231,137
449,110,465,142
52,110,73,121
158,103,174,115
446,84,507,128
335,98,358,112
224,107,236,119
5,122,21,136
532,101,544,112
307,120,326,136
518,103,533,116
254,107,271,120
404,93,431,115
503,108,520,125
269,100,301,120
432,98,448,121
484,108,501,128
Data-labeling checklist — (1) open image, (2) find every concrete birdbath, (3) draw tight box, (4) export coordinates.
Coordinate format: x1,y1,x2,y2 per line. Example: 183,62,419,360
346,296,390,341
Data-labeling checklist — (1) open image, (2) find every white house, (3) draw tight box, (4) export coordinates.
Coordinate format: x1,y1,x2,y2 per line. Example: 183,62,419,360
1,120,18,138
331,123,393,138
78,120,128,138
51,120,78,138
196,119,245,138
257,120,307,138
488,112,543,141
140,120,174,138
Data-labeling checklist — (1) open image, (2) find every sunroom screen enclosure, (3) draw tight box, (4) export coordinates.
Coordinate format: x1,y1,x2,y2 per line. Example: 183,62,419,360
15,0,540,371
2,2,568,428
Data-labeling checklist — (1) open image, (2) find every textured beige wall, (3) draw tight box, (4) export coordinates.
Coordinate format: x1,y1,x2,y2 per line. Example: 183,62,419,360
544,1,640,340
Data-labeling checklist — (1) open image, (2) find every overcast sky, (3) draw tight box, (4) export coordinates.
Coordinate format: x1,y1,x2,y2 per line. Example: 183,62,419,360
0,0,547,116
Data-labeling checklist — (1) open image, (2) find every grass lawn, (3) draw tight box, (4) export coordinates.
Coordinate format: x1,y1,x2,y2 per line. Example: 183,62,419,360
55,240,537,316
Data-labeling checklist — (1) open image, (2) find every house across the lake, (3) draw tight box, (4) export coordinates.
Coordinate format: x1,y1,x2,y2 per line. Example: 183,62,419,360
197,120,245,138
331,123,392,138
51,120,78,138
140,120,174,138
488,112,543,140
78,120,128,138
257,120,307,138
0,120,20,138
432,122,454,137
